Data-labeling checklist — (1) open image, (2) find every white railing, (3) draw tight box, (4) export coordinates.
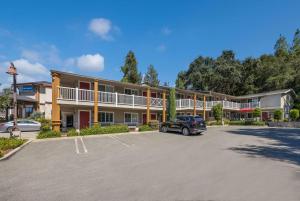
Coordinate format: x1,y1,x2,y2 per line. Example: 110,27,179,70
58,87,260,110
58,87,163,108
176,99,257,110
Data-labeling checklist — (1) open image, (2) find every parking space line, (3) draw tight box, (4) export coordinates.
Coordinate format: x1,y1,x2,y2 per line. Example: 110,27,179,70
74,138,79,154
80,137,88,153
109,135,131,148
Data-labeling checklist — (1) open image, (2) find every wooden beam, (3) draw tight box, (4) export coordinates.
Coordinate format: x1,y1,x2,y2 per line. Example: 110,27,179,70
146,87,151,124
93,80,99,125
51,72,61,132
162,91,166,122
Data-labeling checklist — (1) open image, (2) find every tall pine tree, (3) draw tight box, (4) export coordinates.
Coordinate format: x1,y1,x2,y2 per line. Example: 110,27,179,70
144,64,160,87
274,34,289,57
121,51,142,84
291,29,300,55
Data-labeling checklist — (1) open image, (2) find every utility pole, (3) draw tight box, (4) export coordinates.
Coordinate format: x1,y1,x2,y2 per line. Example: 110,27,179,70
6,62,19,138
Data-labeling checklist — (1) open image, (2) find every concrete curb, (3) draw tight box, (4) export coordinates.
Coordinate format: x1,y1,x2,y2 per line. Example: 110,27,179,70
0,139,32,161
33,130,159,142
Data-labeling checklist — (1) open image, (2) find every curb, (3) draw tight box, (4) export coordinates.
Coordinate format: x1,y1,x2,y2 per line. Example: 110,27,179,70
0,139,32,161
33,130,159,142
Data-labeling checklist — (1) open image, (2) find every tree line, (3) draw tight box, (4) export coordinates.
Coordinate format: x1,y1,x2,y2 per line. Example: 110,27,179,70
175,29,300,97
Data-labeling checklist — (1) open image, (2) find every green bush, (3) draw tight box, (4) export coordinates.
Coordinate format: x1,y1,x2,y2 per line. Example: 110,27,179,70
289,109,299,121
37,131,61,139
41,124,51,132
0,137,26,157
148,120,159,129
274,109,283,122
80,125,129,136
138,125,154,132
252,108,262,120
229,120,265,126
67,128,78,137
212,103,223,122
207,121,223,126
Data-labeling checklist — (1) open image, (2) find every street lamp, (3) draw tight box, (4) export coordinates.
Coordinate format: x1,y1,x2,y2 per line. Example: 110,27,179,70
6,62,19,138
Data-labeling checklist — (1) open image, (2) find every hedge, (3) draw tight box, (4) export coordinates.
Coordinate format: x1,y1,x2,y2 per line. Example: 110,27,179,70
0,137,26,157
229,120,265,126
67,128,79,137
80,125,129,136
37,130,61,139
138,125,155,132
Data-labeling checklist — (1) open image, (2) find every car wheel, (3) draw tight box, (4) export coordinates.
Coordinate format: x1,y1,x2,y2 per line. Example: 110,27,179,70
182,127,190,136
161,126,168,133
7,127,13,133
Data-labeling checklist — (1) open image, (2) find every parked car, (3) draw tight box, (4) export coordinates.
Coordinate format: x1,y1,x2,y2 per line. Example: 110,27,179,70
0,120,41,132
159,115,206,135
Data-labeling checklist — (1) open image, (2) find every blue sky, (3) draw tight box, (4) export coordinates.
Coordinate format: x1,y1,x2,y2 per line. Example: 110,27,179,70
0,0,300,89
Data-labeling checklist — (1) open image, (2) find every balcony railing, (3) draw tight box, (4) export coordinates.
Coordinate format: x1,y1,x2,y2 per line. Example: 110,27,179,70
58,87,164,108
58,87,260,110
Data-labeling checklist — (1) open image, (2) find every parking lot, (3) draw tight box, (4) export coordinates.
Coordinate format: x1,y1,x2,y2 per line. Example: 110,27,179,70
0,126,299,201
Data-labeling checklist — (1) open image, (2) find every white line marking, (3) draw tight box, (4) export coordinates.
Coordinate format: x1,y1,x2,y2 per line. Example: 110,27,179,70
80,137,88,153
109,135,131,148
74,138,79,154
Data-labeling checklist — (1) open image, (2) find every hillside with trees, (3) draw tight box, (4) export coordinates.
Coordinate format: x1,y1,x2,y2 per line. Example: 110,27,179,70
176,29,300,97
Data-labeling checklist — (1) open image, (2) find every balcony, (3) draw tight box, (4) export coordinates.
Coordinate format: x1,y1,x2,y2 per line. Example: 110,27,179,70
57,87,260,111
57,87,164,110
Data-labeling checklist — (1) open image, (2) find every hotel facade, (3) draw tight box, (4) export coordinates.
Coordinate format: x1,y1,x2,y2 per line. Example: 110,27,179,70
50,70,295,131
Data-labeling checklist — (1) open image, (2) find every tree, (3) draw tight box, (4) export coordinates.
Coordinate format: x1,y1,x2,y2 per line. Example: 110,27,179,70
212,50,242,95
291,29,300,55
289,109,299,121
274,34,289,57
274,109,283,122
121,51,142,84
144,64,160,87
212,103,223,122
252,108,262,121
0,88,11,121
175,71,186,89
168,88,176,121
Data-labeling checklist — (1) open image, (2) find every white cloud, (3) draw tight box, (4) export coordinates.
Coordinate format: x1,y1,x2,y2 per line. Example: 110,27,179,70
161,27,172,35
0,59,49,90
156,44,167,52
66,54,104,71
89,18,118,40
21,49,40,62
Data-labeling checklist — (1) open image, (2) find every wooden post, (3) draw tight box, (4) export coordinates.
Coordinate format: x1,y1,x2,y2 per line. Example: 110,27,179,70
51,72,61,131
162,91,166,122
193,93,196,116
35,86,40,111
203,95,206,120
93,80,99,126
146,87,151,124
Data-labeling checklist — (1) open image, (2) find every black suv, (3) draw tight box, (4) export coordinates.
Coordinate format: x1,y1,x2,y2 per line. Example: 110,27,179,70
159,115,206,136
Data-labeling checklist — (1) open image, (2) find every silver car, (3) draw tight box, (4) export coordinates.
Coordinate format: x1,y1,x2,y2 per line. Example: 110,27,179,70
0,120,41,132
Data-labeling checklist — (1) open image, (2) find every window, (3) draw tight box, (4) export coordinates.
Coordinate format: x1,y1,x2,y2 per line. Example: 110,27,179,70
124,113,138,123
124,88,138,95
98,112,114,123
99,84,114,92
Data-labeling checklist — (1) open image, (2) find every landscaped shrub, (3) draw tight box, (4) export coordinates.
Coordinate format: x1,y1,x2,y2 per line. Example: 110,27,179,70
138,125,154,132
148,120,159,129
37,131,61,139
0,137,26,157
229,120,265,126
206,121,223,126
252,108,262,121
80,125,129,136
274,109,283,122
41,124,51,132
67,128,78,137
212,103,223,122
289,109,299,121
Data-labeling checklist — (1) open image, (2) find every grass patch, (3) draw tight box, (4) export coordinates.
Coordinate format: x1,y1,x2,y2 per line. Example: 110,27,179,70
0,137,26,157
138,125,156,132
80,125,129,136
37,130,61,139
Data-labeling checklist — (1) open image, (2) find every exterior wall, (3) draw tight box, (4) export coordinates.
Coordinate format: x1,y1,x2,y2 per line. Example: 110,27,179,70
260,94,281,109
